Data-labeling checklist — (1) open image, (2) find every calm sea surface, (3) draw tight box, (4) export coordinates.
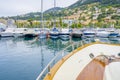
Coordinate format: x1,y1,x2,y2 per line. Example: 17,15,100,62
0,37,79,80
0,37,120,80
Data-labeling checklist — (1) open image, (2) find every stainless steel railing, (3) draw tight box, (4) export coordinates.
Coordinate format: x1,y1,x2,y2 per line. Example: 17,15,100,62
36,39,92,80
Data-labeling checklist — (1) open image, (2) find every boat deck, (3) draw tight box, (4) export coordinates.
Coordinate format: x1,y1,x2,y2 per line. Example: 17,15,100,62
77,59,105,80
44,43,120,80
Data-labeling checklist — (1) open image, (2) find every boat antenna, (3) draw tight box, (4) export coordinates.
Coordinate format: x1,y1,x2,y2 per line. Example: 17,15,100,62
41,0,43,29
54,0,56,28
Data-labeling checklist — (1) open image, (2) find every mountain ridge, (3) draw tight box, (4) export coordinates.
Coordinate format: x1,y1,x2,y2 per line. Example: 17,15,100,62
44,7,63,13
1,0,120,20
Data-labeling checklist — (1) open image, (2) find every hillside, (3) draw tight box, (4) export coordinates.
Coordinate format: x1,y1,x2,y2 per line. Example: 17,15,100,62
3,7,63,20
1,0,120,20
44,7,63,13
68,0,98,9
0,0,120,28
68,0,120,9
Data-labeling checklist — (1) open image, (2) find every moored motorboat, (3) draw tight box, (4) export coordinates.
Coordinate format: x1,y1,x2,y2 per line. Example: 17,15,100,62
13,28,26,37
24,28,37,37
39,28,49,39
96,29,110,38
108,37,120,42
72,29,82,38
1,28,15,37
83,29,96,38
107,28,119,38
1,19,17,37
59,28,71,40
108,32,119,38
49,0,59,39
49,27,59,39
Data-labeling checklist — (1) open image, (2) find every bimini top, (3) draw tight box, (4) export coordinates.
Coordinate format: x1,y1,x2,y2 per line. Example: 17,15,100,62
44,43,120,80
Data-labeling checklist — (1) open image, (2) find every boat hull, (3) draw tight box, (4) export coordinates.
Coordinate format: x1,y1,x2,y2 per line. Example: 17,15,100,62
108,33,119,38
50,33,59,39
72,33,82,38
59,34,70,40
1,33,14,37
24,34,36,37
83,33,95,38
96,33,109,38
13,33,24,37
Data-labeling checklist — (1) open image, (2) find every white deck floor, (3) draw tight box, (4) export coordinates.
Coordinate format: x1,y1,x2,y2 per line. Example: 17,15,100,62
53,44,120,80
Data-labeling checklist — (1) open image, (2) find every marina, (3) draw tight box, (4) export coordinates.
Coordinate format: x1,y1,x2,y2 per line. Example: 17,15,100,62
1,22,120,39
0,0,120,80
0,35,120,80
0,27,120,80
1,21,120,39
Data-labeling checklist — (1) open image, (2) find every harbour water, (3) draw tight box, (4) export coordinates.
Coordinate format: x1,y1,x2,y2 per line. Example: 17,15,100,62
0,37,74,80
0,37,120,80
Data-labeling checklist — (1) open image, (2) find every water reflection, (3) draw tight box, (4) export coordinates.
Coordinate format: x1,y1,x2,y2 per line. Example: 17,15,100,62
38,39,46,71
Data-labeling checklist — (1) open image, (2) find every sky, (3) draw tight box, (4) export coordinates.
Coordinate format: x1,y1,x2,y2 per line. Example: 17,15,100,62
0,0,78,17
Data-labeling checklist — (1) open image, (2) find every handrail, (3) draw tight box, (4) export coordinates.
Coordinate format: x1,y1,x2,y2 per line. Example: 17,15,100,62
36,43,73,80
36,39,92,80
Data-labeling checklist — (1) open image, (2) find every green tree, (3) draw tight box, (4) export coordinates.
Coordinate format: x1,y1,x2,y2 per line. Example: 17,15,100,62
27,19,33,27
59,17,62,27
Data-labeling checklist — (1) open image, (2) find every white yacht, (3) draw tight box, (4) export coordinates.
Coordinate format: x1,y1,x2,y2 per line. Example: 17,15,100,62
96,29,110,38
39,28,49,39
1,19,17,37
1,28,15,37
13,28,27,37
49,27,59,39
49,0,59,39
107,28,119,38
83,29,96,38
24,28,37,37
59,28,71,40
